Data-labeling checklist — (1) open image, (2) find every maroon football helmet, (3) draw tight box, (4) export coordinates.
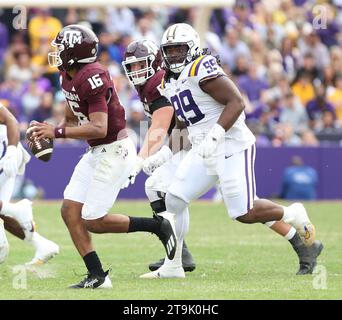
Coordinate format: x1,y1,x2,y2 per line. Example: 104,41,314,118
122,40,162,86
48,24,99,71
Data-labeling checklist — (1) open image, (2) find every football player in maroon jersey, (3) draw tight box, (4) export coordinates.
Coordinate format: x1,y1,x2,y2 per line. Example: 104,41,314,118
31,25,177,289
122,40,196,272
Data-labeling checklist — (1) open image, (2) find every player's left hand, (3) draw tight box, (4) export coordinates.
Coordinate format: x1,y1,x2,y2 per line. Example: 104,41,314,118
122,156,144,189
142,145,173,176
1,145,19,177
196,124,226,159
31,122,56,140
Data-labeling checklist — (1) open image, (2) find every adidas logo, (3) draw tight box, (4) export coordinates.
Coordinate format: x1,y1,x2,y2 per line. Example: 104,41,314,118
101,148,106,153
84,278,99,288
71,86,76,92
166,236,175,255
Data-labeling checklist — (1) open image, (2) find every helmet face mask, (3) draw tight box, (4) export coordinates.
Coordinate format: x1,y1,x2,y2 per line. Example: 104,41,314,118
161,23,200,74
122,55,156,86
122,40,161,86
48,41,65,69
161,43,192,73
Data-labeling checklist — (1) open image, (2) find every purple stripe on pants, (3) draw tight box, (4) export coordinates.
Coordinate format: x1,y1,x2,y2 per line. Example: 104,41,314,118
244,148,250,212
251,144,255,202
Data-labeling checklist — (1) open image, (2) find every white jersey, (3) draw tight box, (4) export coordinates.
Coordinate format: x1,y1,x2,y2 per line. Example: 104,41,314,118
0,103,31,175
0,124,7,160
0,103,8,160
159,54,255,156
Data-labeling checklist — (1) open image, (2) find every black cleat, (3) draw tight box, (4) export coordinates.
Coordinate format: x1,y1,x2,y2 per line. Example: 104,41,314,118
296,240,324,275
69,270,112,289
154,213,177,260
149,243,196,272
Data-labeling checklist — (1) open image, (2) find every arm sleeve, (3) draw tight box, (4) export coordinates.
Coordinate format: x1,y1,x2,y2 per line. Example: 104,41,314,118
149,96,172,114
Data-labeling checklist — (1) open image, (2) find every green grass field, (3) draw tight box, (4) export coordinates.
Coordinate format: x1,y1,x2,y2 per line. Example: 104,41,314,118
0,200,341,300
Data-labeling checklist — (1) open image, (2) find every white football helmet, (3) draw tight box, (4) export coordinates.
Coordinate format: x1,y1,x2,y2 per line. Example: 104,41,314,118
161,23,200,73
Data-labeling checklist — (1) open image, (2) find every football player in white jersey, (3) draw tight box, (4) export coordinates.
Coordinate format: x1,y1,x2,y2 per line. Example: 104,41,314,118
0,103,59,265
141,23,323,278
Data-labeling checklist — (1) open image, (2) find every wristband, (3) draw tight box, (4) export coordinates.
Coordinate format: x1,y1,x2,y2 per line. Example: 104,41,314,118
54,127,66,138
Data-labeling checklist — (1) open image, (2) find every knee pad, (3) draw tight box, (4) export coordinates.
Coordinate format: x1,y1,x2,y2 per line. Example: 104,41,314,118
150,197,166,214
0,243,9,264
145,178,168,214
146,188,166,214
165,193,188,214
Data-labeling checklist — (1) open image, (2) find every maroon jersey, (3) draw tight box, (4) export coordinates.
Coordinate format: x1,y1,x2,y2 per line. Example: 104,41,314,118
60,62,127,147
136,69,175,133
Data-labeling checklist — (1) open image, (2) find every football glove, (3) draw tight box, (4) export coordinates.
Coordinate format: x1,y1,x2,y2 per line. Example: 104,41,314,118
143,146,173,176
196,124,225,159
1,145,19,178
122,156,144,189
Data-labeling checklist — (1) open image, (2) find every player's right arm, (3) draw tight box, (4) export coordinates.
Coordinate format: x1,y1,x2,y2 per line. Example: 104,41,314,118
194,55,245,159
57,103,79,128
138,104,174,159
33,110,107,141
33,73,110,141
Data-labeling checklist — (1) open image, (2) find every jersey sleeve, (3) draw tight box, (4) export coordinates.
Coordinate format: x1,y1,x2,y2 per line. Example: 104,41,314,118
149,96,172,114
189,55,225,85
143,70,165,104
79,71,111,114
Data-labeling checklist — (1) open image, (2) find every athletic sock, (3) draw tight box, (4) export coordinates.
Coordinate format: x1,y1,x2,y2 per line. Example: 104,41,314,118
289,232,304,249
83,251,105,277
284,227,297,241
127,216,160,234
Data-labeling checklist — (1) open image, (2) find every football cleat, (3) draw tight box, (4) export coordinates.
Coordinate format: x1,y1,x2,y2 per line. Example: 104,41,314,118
296,240,324,275
149,244,196,272
289,203,316,246
154,212,177,260
140,264,185,279
25,239,59,266
69,270,112,289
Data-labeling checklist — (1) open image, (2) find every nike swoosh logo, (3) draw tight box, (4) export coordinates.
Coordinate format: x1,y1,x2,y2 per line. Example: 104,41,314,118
225,155,233,159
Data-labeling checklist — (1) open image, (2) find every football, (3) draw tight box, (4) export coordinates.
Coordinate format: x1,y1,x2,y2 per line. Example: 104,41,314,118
25,122,54,162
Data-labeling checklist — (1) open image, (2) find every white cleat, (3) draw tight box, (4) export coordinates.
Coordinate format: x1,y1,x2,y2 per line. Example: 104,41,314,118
290,203,316,246
140,265,185,279
25,239,59,266
98,275,113,289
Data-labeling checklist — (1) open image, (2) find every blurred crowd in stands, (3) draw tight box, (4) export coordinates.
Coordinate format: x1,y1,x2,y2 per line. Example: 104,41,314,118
1,0,342,147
